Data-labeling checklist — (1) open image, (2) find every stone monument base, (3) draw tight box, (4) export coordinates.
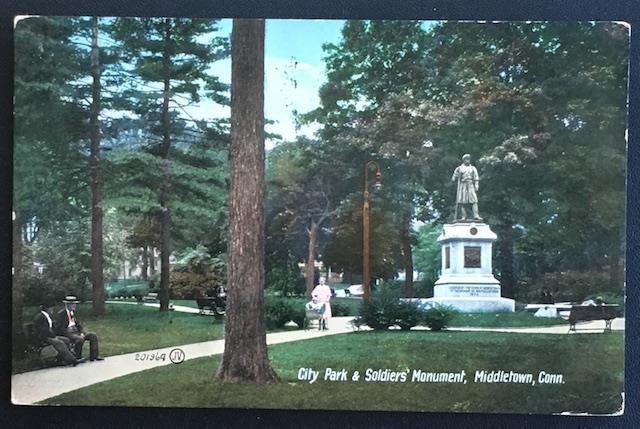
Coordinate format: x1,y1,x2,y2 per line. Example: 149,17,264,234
422,296,515,313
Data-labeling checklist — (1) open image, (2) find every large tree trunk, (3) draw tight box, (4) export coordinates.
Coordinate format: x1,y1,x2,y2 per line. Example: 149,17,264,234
400,210,414,298
89,16,105,316
496,222,515,299
305,221,319,297
216,19,276,384
158,18,172,312
12,210,24,338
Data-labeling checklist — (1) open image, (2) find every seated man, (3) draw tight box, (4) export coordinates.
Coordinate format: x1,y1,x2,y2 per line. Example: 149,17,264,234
33,302,84,366
55,295,104,361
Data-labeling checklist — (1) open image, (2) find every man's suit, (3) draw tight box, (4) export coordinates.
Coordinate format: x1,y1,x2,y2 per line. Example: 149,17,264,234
55,308,100,360
32,310,77,364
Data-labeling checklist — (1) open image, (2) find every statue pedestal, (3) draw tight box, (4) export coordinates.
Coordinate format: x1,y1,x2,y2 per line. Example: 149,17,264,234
424,222,514,313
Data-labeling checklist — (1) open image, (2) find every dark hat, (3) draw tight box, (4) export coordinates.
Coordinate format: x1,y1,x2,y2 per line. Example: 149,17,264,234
62,295,79,304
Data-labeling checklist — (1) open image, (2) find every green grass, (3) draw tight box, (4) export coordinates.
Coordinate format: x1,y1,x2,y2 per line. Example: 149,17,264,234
449,312,568,327
43,330,624,414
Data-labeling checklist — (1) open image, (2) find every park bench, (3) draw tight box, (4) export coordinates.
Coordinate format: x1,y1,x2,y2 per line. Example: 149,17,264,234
196,297,226,316
142,292,158,303
568,304,619,332
23,323,60,364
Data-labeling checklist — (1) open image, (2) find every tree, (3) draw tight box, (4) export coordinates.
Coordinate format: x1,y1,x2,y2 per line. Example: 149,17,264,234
14,17,89,332
216,19,277,384
266,139,339,296
89,16,105,315
110,17,229,311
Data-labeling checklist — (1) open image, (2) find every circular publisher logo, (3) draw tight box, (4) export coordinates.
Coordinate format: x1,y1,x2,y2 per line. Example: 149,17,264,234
169,348,185,364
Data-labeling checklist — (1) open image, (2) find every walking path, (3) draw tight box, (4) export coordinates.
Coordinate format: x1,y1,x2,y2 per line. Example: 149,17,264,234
11,316,624,405
11,316,356,405
105,300,202,314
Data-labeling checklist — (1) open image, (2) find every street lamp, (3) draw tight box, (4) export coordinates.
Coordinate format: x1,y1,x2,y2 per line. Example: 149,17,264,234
363,160,382,303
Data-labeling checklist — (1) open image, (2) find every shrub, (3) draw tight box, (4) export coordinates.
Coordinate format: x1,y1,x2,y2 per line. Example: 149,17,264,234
360,292,399,331
413,279,435,298
331,301,351,317
395,301,422,331
421,304,457,331
265,298,293,330
289,305,306,329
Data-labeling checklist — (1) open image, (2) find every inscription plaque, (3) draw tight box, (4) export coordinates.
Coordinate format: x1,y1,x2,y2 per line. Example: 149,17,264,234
464,246,481,268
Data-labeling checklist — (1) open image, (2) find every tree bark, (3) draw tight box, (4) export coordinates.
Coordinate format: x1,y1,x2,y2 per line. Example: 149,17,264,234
400,210,414,298
305,221,319,297
158,18,172,312
89,16,105,316
216,19,276,384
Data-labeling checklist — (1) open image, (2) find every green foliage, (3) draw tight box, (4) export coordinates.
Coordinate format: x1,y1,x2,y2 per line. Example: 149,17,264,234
421,304,457,331
264,299,294,330
169,245,226,299
359,287,403,330
413,224,442,285
265,253,305,297
516,271,619,303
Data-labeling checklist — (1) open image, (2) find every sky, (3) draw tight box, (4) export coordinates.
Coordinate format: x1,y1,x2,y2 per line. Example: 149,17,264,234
191,19,346,148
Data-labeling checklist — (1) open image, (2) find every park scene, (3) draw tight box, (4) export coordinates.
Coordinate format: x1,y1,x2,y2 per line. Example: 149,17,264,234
11,18,627,415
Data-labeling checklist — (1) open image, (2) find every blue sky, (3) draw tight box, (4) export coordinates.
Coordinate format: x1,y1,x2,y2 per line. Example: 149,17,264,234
193,19,346,147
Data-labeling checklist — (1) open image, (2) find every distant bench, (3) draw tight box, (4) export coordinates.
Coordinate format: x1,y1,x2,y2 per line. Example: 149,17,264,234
142,292,158,303
196,297,225,316
568,305,619,332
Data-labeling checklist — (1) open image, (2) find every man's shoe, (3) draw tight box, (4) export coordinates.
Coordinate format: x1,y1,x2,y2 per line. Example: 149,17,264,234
72,358,87,366
91,356,105,361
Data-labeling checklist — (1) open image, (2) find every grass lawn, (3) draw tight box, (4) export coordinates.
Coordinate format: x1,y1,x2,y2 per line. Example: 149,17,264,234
449,312,567,327
43,330,624,415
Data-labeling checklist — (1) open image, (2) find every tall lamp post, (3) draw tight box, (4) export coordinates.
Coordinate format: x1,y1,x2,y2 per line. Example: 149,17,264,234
363,160,382,303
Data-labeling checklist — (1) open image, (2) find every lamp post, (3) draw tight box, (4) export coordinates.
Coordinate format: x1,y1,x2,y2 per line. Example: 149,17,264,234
363,160,382,303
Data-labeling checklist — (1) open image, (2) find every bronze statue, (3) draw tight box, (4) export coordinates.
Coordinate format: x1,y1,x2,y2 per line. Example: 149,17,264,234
452,154,481,221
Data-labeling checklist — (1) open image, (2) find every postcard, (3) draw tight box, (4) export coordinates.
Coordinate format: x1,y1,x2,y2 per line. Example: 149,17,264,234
10,16,628,416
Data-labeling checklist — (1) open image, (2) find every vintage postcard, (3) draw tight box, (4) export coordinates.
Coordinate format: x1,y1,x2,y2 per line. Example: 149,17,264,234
11,17,628,415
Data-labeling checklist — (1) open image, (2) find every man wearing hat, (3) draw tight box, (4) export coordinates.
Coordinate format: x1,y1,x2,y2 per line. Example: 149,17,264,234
32,301,84,365
55,295,104,361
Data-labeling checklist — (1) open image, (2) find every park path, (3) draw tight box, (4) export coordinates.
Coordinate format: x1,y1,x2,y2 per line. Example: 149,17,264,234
11,316,624,405
105,300,202,314
11,316,357,405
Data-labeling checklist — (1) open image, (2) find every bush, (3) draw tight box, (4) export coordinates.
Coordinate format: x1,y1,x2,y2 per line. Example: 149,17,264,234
421,304,457,331
359,286,421,331
360,289,401,330
331,301,351,317
395,301,422,331
413,279,435,298
265,298,294,330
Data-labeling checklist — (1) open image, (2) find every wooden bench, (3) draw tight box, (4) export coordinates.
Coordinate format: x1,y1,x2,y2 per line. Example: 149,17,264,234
142,292,158,303
196,297,226,316
23,323,59,364
568,305,619,332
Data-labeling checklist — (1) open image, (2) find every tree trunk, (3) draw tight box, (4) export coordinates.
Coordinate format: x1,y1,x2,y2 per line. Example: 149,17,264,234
400,210,414,298
12,210,24,337
305,221,319,297
89,16,105,316
497,222,515,299
141,246,149,281
158,18,172,312
216,19,276,384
